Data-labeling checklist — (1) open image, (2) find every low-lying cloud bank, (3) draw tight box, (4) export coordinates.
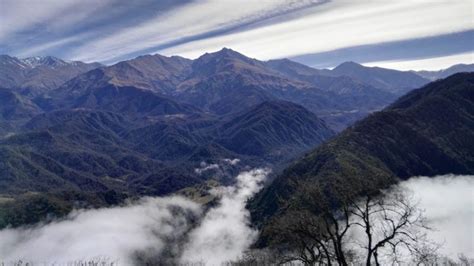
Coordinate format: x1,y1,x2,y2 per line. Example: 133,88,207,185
344,174,474,264
0,196,200,265
0,172,470,265
0,168,270,265
399,174,474,257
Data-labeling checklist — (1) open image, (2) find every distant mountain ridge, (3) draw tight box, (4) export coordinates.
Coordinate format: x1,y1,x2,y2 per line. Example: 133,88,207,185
266,59,432,95
41,48,439,131
22,56,73,68
0,55,102,96
415,63,474,80
329,61,430,94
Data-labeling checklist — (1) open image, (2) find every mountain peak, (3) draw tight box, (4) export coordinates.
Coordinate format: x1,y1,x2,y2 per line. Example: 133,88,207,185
218,47,237,53
1,54,100,70
331,60,429,94
0,54,102,93
21,56,67,68
192,47,261,75
200,47,247,60
334,61,363,70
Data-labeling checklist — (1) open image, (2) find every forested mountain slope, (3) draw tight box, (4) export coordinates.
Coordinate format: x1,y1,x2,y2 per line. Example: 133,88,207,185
250,72,474,225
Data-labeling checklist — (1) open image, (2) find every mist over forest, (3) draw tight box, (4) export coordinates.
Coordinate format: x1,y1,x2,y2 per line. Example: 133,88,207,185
0,173,472,265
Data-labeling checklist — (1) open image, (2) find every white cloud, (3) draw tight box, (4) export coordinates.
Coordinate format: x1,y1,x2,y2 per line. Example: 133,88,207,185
159,0,473,60
0,196,201,265
15,34,88,58
223,158,241,166
345,174,474,264
0,0,112,42
180,168,270,265
363,51,474,71
69,0,323,62
0,170,470,264
194,161,220,174
0,168,270,265
399,175,474,258
5,0,472,67
0,0,72,41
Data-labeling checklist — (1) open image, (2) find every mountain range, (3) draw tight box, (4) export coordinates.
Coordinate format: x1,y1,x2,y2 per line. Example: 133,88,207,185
2,48,445,133
415,63,474,80
0,49,472,227
0,55,102,96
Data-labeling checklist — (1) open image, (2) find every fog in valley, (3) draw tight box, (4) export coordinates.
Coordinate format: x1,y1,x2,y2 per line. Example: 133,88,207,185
399,174,474,257
0,173,471,265
0,168,269,265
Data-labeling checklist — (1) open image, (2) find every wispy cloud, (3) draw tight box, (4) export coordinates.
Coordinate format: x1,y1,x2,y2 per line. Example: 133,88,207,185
14,34,87,58
0,0,194,59
291,30,474,70
160,1,473,60
68,0,324,63
364,51,474,71
0,0,112,41
1,0,472,69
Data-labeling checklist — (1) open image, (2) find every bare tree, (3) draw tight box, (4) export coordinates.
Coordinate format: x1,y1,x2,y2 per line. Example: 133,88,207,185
266,181,437,265
268,210,335,265
266,181,356,265
349,189,434,265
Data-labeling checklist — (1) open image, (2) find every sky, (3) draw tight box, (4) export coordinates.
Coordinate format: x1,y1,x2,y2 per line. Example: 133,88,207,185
0,0,473,70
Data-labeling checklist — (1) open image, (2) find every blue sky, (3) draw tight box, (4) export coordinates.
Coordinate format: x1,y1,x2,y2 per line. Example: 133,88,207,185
0,0,472,70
